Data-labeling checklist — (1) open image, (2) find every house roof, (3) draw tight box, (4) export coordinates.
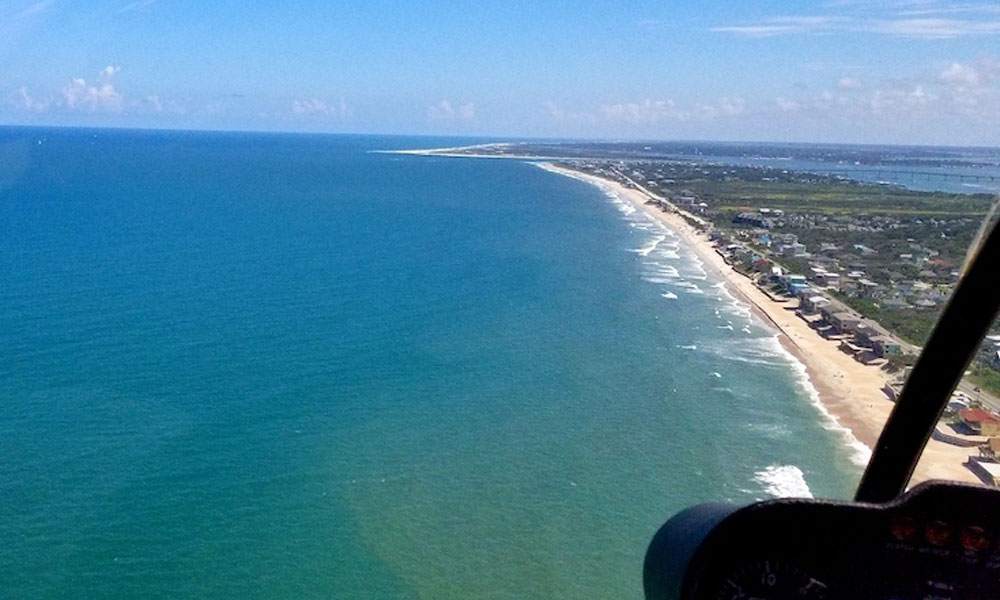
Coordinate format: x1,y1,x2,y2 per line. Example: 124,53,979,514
832,311,859,320
960,409,1000,424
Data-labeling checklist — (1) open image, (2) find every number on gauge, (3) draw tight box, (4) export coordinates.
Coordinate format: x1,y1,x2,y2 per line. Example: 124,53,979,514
715,560,827,599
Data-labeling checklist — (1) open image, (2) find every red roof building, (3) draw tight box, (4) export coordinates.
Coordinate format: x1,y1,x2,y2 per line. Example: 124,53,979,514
960,409,1000,436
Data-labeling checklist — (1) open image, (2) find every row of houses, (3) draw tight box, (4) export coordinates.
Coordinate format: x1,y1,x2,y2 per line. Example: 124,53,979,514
779,276,906,359
711,233,909,360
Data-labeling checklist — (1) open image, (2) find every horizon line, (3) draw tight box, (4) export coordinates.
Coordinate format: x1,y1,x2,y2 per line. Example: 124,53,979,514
1,122,998,151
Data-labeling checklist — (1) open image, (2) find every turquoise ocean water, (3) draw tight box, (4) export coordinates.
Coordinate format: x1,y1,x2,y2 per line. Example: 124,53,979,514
1,129,862,598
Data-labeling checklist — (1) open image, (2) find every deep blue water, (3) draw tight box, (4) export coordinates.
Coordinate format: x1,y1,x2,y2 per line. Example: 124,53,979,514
0,128,859,598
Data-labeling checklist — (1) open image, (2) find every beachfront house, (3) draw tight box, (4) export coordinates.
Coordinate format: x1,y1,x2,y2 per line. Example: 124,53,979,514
813,271,841,289
751,257,771,272
800,295,830,314
829,311,862,335
870,336,902,357
794,287,818,301
781,274,807,293
960,409,1000,437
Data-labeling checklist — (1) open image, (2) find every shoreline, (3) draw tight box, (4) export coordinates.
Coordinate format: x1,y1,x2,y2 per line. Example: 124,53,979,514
534,161,980,487
376,146,598,162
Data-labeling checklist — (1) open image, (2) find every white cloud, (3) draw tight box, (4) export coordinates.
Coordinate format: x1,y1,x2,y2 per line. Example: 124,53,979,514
712,24,811,37
768,53,1000,127
869,17,1000,38
896,4,1000,17
292,98,327,115
857,84,936,113
776,97,801,112
6,86,49,112
939,62,981,87
200,102,225,116
837,77,863,89
145,94,163,112
602,99,686,124
5,66,195,119
142,94,184,114
543,100,565,120
602,97,745,125
982,55,1000,78
290,97,352,118
542,100,596,124
714,11,1000,39
719,96,746,115
59,66,124,112
426,100,475,121
712,15,848,37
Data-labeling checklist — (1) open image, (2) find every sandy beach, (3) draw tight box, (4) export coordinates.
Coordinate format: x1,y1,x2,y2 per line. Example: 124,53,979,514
535,161,980,487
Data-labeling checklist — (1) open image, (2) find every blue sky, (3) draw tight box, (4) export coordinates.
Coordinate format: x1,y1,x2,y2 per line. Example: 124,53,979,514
2,0,999,145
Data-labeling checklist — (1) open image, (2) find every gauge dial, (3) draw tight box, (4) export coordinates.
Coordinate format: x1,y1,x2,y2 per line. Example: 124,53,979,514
714,560,827,600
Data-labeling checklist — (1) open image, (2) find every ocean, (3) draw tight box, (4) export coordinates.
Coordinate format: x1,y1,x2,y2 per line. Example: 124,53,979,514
1,128,862,598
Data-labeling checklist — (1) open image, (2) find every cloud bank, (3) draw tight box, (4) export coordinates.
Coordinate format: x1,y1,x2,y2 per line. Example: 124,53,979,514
427,100,475,122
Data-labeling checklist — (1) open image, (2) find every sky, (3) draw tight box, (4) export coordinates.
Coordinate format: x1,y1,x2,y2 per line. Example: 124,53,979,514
2,0,999,145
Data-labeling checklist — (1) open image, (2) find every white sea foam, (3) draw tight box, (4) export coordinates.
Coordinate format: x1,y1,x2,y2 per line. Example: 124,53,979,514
710,281,753,321
661,292,678,299
614,201,636,216
676,344,697,350
644,264,679,278
702,337,790,367
633,235,667,256
747,422,792,440
710,372,722,378
760,334,873,467
754,465,814,498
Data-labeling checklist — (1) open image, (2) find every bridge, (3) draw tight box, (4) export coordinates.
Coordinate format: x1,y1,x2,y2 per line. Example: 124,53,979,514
818,168,999,184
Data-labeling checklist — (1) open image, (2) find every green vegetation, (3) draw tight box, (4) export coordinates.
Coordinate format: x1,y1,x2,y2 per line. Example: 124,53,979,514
828,293,942,347
696,180,993,216
970,364,1000,399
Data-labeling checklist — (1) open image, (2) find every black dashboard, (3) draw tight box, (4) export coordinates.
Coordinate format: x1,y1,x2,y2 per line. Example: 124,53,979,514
644,481,1000,600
